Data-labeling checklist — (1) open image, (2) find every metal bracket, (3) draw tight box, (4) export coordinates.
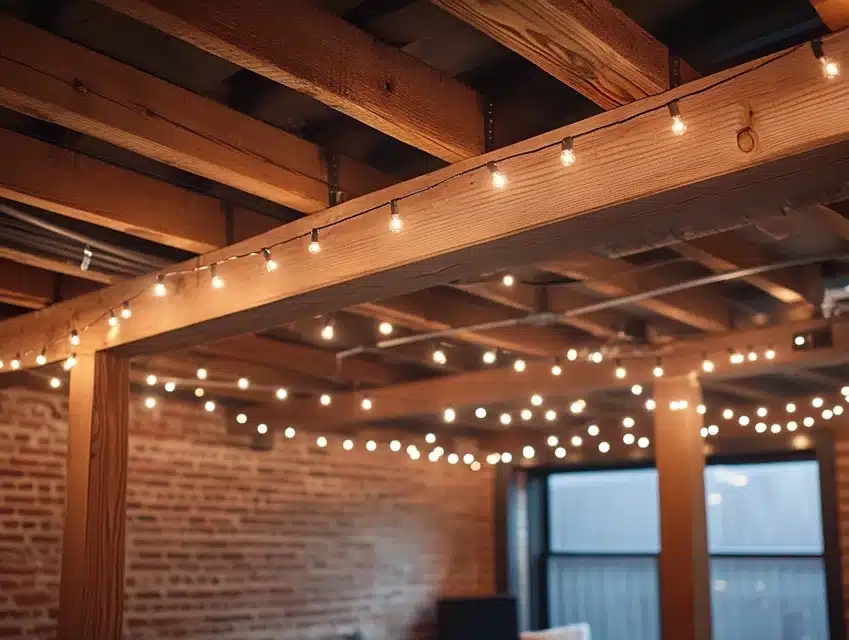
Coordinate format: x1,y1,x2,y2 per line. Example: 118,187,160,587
668,55,682,89
484,101,495,152
323,148,342,206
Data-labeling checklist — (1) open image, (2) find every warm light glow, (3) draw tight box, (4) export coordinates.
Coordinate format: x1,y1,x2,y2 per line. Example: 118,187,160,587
470,461,481,471
570,400,585,414
390,440,401,452
835,405,845,416
615,364,627,379
194,387,205,398
786,402,796,413
771,423,782,434
276,388,288,400
153,276,166,297
700,427,708,438
589,350,603,364
545,409,557,422
389,200,403,233
804,417,815,427
765,348,776,360
702,357,715,373
482,350,497,365
747,349,758,362
9,356,20,370
823,409,834,420
488,161,506,188
486,453,501,465
696,404,706,415
571,435,583,447
555,447,567,459
598,441,610,454
425,433,437,444
320,394,332,406
210,265,224,289
587,424,599,437
285,427,296,439
501,452,513,464
409,449,421,461
756,407,767,418
622,416,635,429
646,399,656,411
63,354,77,371
560,137,576,166
671,115,687,135
513,358,526,373
164,381,176,392
812,397,824,408
262,248,277,272
653,363,664,378
722,409,734,420
475,407,487,419
196,368,208,380
708,424,719,436
631,384,643,396
236,413,247,424
378,321,394,336
321,323,334,341
360,397,373,411
317,436,328,448
638,437,650,449
366,440,378,452
237,377,249,390
146,374,157,386
787,421,798,432
821,55,840,79
36,350,47,366
623,433,635,445
523,446,535,460
794,335,806,347
443,408,455,423
343,439,354,451
108,310,118,327
843,386,849,396
738,416,750,427
257,423,268,435
432,349,447,365
144,396,157,409
551,363,562,376
463,453,474,464
49,377,61,389
70,330,80,346
204,401,215,412
520,409,532,421
547,435,559,447
566,349,578,361
729,351,744,365
500,413,512,425
308,229,321,254
501,274,515,287
446,453,458,465
755,422,767,433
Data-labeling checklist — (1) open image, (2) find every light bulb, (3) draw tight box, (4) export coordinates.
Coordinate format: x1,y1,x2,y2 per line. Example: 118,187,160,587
63,354,77,370
204,400,216,412
631,384,643,396
615,362,627,379
49,377,61,389
304,227,321,254
623,416,635,428
502,273,515,287
598,441,610,454
653,359,664,378
257,424,268,435
520,409,532,421
638,437,650,449
545,409,557,421
108,310,118,327
765,347,776,360
196,368,207,380
560,137,576,166
531,393,543,406
262,248,277,272
668,100,687,135
696,404,706,415
285,427,295,439
317,436,328,448
487,161,506,188
571,436,582,447
729,350,744,365
276,388,288,400
70,330,80,346
210,264,224,289
590,350,603,364
771,423,782,433
432,349,447,365
587,424,599,436
501,452,513,464
570,399,585,414
623,433,635,445
164,381,175,392
645,398,656,411
389,200,403,232
146,374,157,386
153,275,166,297
120,301,132,319
320,394,332,406
361,398,373,411
443,408,455,423
390,440,402,452
500,413,512,425
551,363,562,376
702,356,715,373
787,421,798,432
448,453,459,465
470,461,481,471
804,417,815,428
722,408,734,420
482,350,497,365
475,407,487,419
738,416,750,426
823,409,834,420
812,397,824,408
144,396,157,409
237,377,249,389
513,358,526,373
10,355,20,370
555,447,567,459
236,413,247,424
35,349,47,366
321,322,334,341
700,427,708,438
756,407,767,418
566,349,578,361
755,422,767,433
547,435,559,447
366,440,377,452
343,439,354,451
194,388,205,398
378,321,393,336
463,453,474,464
523,446,535,460
814,40,840,79
747,348,758,362
786,402,796,413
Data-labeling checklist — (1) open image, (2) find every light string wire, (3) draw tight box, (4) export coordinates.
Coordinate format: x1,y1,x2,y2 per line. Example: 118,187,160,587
0,37,838,368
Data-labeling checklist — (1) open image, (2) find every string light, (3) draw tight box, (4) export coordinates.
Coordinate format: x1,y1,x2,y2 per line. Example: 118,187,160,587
108,310,118,327
638,437,650,449
513,358,526,373
50,377,61,389
738,415,750,426
475,407,487,419
708,424,719,436
276,388,288,400
262,248,278,272
787,421,798,432
729,349,744,365
566,349,578,361
755,422,767,433
389,200,403,233
812,397,824,408
587,424,600,436
308,229,321,254
317,436,328,448
702,354,715,373
63,354,77,370
70,330,80,347
560,137,576,166
194,387,205,398
598,441,610,454
483,350,497,364
623,433,635,445
765,346,776,360
570,400,585,414
390,440,402,452
771,423,782,433
653,359,664,378
343,439,354,451
197,368,207,380
835,405,844,416
237,377,249,389
747,346,758,362
153,275,166,297
204,400,216,412
378,321,394,336
501,274,515,287
236,413,247,424
696,404,706,415
555,447,567,459
804,417,815,427
571,435,583,447
551,363,562,376
520,409,532,421
487,161,506,188
443,408,456,423
32,348,47,367
470,461,481,471
622,416,635,428
545,409,557,421
284,427,296,439
361,398,373,411
321,321,335,341
501,452,513,463
547,435,559,447
523,446,535,460
500,413,512,425
320,394,332,406
589,350,603,364
530,393,543,406
722,409,734,420
209,264,224,289
668,100,687,135
631,384,643,396
756,407,768,418
146,374,157,386
786,402,796,413
448,453,459,464
463,453,474,464
144,396,157,409
614,359,627,379
645,398,656,411
10,355,20,370
432,348,447,365
823,409,834,420
813,39,839,79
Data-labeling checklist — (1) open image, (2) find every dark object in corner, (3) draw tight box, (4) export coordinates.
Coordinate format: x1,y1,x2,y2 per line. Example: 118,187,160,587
438,595,518,640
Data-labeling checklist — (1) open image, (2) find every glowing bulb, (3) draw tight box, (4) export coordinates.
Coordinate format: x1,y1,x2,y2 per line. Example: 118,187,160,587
824,60,840,79
236,413,247,424
812,397,824,408
343,439,354,451
488,161,506,188
755,422,767,433
771,423,782,433
389,200,403,233
696,404,706,415
823,409,834,420
475,407,487,419
555,447,567,459
566,349,578,361
738,416,750,426
815,39,841,79
378,321,393,336
483,350,497,365
794,335,806,346
804,417,815,427
646,399,657,411
708,424,719,436
120,301,132,319
523,446,535,459
10,355,20,370
283,427,295,439
765,347,776,360
390,440,401,452
36,349,47,366
448,453,459,465
262,248,277,272
631,384,643,396
722,409,734,420
317,436,328,448
589,350,603,364
530,394,543,406
443,408,455,423
145,374,157,386
432,349,447,365
570,400,585,414
623,433,635,445
545,409,557,422
571,436,583,447
502,274,515,287
153,276,166,297
470,461,481,471
786,403,796,413
500,452,512,464
210,264,224,289
551,363,562,376
410,449,421,461
320,394,332,406
463,453,474,464
638,437,650,449
668,100,686,135
587,424,599,437
425,433,437,445
144,396,157,409
747,348,758,362
702,356,715,373
63,354,77,371
194,388,204,398
513,358,526,373
547,435,559,447
615,363,627,379
700,427,708,438
308,229,321,254
622,416,635,428
49,377,61,389
787,421,798,432
729,350,744,365
500,413,512,425
70,330,80,347
196,368,207,380
276,388,288,400
321,323,334,341
204,400,216,412
237,377,249,389
361,398,373,411
653,360,664,378
843,386,849,396
560,137,576,166
108,310,118,327
520,409,532,421
756,407,767,418
598,441,610,454
835,405,844,416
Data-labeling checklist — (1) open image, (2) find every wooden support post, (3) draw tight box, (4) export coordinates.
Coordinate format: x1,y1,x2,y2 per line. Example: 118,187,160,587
58,352,130,639
653,374,711,640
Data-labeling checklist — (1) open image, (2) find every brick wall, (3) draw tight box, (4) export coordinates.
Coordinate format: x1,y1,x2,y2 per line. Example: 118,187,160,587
0,387,495,639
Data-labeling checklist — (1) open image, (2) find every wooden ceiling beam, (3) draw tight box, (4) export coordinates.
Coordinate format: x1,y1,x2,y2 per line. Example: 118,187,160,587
0,260,100,311
2,38,849,363
811,0,849,29
430,0,698,109
97,0,484,162
0,247,115,285
543,253,732,332
0,16,389,214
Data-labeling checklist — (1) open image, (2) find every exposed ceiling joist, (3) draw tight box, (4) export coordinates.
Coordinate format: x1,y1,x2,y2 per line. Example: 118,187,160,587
96,0,484,161
430,0,698,108
0,16,389,214
0,247,114,285
811,0,849,29
1,37,848,363
0,259,99,310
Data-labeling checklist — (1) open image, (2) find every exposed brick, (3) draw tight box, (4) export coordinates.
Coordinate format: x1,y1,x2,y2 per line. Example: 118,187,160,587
0,387,494,639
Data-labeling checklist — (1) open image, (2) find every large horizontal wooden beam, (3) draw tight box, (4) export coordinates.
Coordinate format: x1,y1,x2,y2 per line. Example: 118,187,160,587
2,37,849,364
0,17,388,213
97,0,484,162
812,0,849,29
431,0,697,109
0,260,99,310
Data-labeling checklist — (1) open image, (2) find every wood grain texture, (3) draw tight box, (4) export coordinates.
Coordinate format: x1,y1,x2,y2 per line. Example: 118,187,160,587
3,37,849,362
0,17,388,213
431,0,696,108
653,375,711,640
59,352,129,639
98,0,484,161
0,247,115,285
0,259,100,310
812,0,849,29
543,253,731,332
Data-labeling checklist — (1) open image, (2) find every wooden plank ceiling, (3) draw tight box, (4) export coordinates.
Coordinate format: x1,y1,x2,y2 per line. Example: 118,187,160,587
0,0,847,443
